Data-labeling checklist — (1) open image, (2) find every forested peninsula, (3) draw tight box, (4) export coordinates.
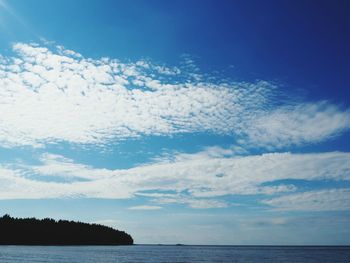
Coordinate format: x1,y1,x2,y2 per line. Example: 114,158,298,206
0,215,133,245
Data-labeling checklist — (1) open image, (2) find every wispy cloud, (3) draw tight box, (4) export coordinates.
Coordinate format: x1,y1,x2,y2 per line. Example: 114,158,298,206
247,102,350,149
128,205,163,210
0,149,350,210
154,197,228,209
0,43,349,149
262,188,350,211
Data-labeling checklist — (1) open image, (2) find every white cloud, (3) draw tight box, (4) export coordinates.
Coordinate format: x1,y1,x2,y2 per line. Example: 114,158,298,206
128,205,163,210
0,42,271,147
0,43,348,148
247,102,350,149
155,197,228,209
262,189,350,211
0,149,350,210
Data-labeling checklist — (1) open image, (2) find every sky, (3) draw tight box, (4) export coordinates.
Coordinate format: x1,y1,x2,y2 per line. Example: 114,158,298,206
0,0,350,245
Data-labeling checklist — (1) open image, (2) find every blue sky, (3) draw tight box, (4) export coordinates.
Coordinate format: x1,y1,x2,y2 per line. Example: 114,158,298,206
0,0,350,245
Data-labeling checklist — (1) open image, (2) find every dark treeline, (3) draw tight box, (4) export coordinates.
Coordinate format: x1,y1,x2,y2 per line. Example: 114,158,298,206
0,214,133,245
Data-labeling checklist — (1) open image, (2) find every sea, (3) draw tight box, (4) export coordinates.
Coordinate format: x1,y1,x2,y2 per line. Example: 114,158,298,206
0,245,349,262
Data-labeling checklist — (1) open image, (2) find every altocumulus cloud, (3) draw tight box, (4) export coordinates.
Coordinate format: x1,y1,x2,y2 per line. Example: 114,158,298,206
1,42,350,211
0,43,349,148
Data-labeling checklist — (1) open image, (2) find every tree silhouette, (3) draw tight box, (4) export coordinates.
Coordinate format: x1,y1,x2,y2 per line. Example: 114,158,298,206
0,215,133,245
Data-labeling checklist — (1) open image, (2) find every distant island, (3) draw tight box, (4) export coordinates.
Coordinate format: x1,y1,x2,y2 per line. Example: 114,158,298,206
0,214,133,245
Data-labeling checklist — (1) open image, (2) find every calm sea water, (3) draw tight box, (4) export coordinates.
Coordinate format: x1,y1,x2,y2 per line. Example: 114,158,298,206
0,245,349,262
